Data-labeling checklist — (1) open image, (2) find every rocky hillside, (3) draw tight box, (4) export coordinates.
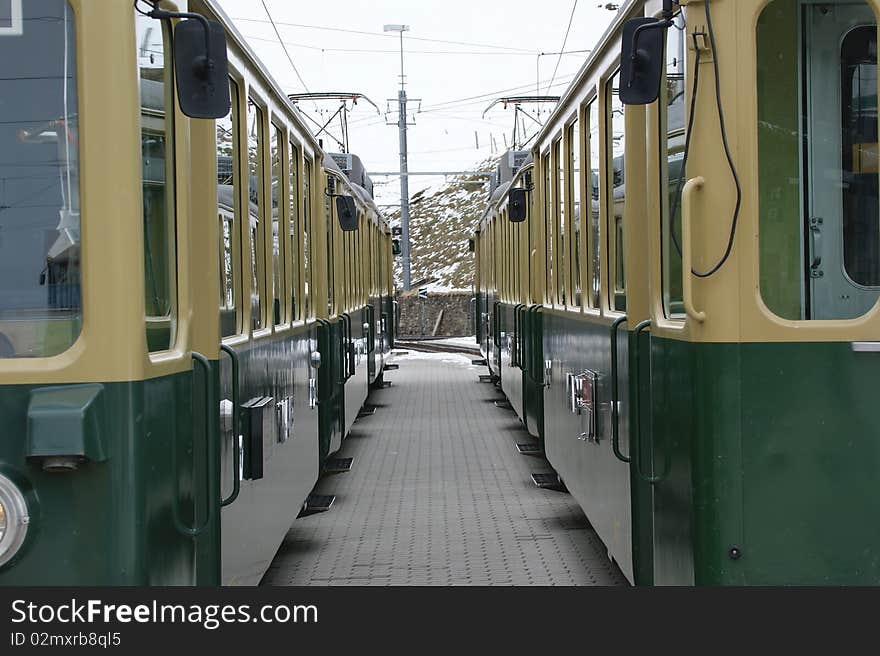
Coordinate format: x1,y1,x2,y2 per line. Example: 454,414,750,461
388,159,495,292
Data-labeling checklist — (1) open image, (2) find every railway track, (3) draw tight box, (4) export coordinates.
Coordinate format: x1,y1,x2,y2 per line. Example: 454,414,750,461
394,339,481,357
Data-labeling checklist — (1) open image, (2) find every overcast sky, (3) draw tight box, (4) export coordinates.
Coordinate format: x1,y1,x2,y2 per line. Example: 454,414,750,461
216,0,618,207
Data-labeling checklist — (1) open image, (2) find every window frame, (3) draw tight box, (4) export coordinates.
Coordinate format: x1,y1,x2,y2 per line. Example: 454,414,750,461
245,92,268,334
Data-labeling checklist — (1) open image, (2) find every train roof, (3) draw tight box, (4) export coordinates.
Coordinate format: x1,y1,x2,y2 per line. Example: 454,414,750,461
201,0,322,154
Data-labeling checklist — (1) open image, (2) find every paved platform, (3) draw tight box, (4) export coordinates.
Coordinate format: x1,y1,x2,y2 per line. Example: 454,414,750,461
262,351,626,586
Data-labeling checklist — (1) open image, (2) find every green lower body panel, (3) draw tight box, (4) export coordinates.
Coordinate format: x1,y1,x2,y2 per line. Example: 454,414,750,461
219,325,320,585
650,338,880,585
342,307,369,439
317,319,344,464
0,372,215,585
540,309,634,582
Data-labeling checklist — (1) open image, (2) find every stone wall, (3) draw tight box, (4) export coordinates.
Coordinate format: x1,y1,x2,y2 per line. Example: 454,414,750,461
396,291,474,337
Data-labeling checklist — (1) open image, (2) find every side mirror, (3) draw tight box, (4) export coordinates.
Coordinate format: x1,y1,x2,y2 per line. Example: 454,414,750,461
174,18,231,119
392,239,401,256
508,188,527,223
619,17,666,105
335,195,359,231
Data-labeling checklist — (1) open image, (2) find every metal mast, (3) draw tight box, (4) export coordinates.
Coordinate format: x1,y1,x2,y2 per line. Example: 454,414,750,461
384,24,412,291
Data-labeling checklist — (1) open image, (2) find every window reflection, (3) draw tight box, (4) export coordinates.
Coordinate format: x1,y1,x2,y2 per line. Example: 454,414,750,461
0,0,80,358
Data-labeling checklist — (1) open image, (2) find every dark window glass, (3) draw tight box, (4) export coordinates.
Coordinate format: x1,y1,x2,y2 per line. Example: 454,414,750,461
609,71,626,312
289,142,299,319
570,119,582,307
587,100,601,308
662,13,686,318
138,9,177,352
271,124,283,325
303,158,312,318
247,99,263,330
0,0,80,358
842,26,879,286
217,78,238,338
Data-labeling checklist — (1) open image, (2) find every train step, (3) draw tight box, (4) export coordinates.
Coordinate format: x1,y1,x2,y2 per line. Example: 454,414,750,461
324,457,354,474
383,363,400,371
494,399,512,410
472,358,488,366
298,493,336,517
478,374,495,383
531,473,567,492
358,406,377,417
516,443,543,456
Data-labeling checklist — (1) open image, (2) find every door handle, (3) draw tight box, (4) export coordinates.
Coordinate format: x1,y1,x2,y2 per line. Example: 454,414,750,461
810,216,823,276
219,344,241,507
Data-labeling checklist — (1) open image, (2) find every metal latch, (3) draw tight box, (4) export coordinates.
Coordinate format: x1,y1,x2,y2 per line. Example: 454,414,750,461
810,216,823,278
308,378,317,409
567,369,599,442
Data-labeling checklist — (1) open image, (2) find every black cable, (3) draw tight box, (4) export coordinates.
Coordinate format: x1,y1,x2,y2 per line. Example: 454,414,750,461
692,0,742,278
133,0,155,17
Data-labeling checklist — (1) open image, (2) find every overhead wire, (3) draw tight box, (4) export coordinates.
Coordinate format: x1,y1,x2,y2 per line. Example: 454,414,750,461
230,16,540,53
240,33,580,57
259,0,314,103
546,0,578,95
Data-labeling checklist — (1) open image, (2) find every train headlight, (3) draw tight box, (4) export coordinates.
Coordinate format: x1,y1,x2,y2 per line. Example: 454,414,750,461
0,474,29,567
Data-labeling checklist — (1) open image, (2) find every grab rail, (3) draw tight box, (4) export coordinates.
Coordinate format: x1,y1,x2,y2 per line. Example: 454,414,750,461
631,320,660,484
682,177,706,323
172,352,213,537
609,316,630,464
219,344,241,508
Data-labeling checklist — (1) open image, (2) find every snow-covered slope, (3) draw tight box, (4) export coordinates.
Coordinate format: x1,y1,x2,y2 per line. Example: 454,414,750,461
389,159,495,292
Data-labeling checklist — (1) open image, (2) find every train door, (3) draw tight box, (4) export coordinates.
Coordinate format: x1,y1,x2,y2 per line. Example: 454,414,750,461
804,2,880,318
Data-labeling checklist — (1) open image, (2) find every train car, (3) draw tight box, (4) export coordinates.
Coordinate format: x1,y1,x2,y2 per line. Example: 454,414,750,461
318,152,393,466
0,0,387,586
477,0,880,584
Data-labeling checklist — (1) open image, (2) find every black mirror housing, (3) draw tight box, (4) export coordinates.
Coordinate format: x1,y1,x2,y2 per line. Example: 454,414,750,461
392,239,401,256
619,17,666,106
174,18,231,119
508,188,528,223
336,195,359,231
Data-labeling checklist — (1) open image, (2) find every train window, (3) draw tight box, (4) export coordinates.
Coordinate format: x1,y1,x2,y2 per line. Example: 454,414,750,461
661,12,686,319
586,99,601,309
270,123,284,326
217,78,239,338
514,211,520,301
569,119,583,308
247,99,265,331
503,213,509,300
303,157,312,318
0,1,80,358
289,142,300,320
608,71,627,312
554,138,566,306
138,10,178,353
542,152,553,303
758,0,880,320
326,179,335,315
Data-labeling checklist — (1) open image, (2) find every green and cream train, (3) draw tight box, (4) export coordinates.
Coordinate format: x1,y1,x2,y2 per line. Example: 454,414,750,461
0,0,394,584
476,0,880,584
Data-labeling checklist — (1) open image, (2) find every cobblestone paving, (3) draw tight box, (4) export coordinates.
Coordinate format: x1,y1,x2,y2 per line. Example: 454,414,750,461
263,352,627,586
